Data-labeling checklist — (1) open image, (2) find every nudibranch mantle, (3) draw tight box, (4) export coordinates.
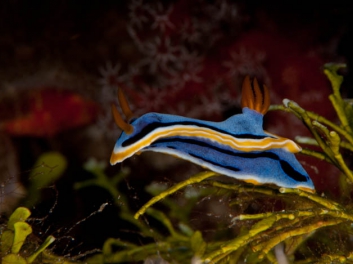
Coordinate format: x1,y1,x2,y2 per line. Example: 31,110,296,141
111,107,301,162
110,77,315,192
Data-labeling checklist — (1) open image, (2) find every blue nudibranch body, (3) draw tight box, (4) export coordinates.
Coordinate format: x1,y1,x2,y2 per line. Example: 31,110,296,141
110,76,315,192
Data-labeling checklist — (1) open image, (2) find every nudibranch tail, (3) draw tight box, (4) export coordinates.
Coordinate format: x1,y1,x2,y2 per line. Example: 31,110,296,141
118,88,134,121
241,76,271,115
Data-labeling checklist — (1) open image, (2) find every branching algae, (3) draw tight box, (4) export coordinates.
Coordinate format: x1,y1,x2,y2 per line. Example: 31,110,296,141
1,207,57,264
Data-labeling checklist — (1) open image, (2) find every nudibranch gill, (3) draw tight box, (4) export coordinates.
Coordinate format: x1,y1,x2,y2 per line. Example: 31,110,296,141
110,76,315,193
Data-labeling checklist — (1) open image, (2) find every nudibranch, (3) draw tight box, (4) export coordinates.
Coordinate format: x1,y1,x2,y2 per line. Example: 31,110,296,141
110,76,315,192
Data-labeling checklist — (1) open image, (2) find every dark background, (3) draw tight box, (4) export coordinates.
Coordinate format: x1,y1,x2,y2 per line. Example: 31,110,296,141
1,0,353,260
